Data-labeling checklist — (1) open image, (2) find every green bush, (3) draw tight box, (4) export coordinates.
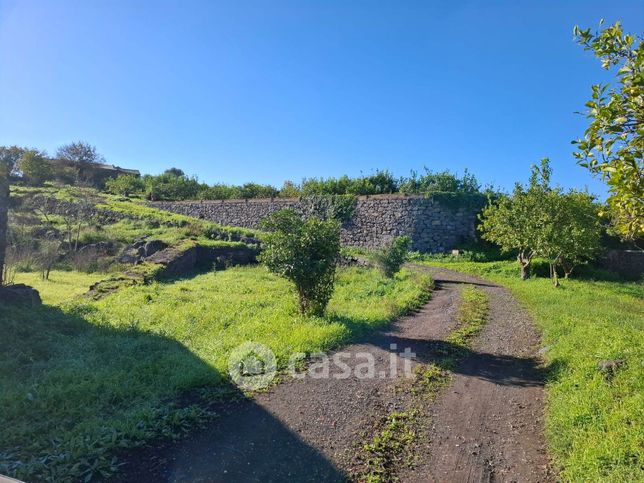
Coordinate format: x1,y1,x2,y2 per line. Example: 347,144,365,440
105,175,145,197
373,236,412,278
260,209,340,316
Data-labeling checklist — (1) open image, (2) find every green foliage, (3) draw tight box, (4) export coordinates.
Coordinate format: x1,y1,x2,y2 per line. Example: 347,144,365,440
479,159,602,283
278,180,301,198
421,259,644,482
104,174,145,197
300,194,357,222
398,167,480,194
143,172,203,201
300,170,398,196
18,149,53,185
260,209,341,315
372,236,412,278
4,266,431,481
573,21,643,241
56,141,104,165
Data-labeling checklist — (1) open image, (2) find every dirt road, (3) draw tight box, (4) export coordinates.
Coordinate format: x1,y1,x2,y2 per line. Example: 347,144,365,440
120,266,551,482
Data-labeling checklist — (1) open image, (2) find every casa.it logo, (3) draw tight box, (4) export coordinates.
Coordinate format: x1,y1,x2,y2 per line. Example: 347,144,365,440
227,342,277,390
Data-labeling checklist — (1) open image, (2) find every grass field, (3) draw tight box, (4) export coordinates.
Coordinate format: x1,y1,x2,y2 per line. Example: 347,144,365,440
419,259,643,482
1,266,431,482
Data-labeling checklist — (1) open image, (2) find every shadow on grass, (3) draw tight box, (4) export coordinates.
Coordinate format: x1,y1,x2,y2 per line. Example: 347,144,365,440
1,302,345,483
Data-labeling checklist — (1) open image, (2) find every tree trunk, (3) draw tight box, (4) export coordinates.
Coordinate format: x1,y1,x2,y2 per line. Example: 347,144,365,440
517,252,531,280
550,263,560,287
0,175,9,287
520,262,529,280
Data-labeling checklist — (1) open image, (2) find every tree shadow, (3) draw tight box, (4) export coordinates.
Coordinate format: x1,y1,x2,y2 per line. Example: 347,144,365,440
328,308,548,389
1,302,345,483
368,334,548,388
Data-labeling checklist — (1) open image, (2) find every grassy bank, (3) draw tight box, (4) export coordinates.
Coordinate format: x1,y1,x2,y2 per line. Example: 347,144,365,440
1,266,430,482
419,259,643,482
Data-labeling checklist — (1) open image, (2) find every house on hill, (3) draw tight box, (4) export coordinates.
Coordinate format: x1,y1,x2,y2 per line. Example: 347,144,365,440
49,158,140,187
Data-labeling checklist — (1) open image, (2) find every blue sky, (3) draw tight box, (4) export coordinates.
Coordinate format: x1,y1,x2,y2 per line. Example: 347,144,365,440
1,1,642,196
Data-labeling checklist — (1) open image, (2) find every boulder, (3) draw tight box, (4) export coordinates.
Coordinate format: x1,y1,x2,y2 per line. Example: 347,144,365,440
144,240,168,257
117,239,167,264
0,284,42,306
79,241,114,255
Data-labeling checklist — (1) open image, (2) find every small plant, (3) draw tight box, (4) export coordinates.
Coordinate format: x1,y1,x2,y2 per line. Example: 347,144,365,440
260,209,340,316
372,236,412,278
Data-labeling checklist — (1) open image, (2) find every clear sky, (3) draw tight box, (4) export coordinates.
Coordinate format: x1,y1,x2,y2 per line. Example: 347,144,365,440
1,1,642,196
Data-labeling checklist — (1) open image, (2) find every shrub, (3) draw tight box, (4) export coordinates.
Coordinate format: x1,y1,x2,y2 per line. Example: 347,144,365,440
105,175,145,197
373,236,412,278
260,209,340,316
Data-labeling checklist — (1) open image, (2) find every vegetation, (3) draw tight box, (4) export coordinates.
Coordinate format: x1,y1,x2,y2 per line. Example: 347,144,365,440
372,236,412,278
260,209,341,315
18,149,52,186
573,21,643,242
104,174,145,196
479,159,601,285
3,186,261,281
1,265,431,482
418,258,644,482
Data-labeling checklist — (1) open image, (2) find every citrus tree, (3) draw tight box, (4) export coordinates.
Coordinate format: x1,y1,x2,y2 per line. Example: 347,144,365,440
479,160,552,279
479,159,602,284
260,209,340,315
573,21,643,243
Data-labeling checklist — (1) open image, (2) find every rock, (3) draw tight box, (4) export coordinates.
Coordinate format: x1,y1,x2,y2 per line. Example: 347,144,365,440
0,284,42,306
79,241,114,255
144,240,168,257
118,239,167,264
597,359,626,380
338,255,371,268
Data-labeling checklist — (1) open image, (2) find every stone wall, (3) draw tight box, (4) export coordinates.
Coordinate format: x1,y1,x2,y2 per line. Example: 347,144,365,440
600,250,644,279
150,194,480,253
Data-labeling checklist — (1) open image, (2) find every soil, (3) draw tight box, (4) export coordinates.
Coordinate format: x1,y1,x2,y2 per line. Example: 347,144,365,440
119,266,552,482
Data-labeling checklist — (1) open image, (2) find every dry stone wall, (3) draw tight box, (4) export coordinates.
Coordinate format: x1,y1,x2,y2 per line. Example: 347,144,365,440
150,194,479,252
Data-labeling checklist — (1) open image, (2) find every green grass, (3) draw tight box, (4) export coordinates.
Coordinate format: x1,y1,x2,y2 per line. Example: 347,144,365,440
10,185,263,250
446,286,489,350
418,259,644,482
1,266,431,482
13,271,107,305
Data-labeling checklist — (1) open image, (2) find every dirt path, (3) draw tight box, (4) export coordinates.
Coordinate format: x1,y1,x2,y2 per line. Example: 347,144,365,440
120,266,551,482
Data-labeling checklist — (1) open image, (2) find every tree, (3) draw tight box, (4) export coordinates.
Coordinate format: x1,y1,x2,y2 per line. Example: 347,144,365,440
573,21,643,243
535,189,601,286
0,146,24,286
279,180,301,198
372,236,412,278
163,167,186,177
479,161,551,279
19,150,53,186
554,191,602,279
105,175,145,197
260,209,341,315
56,142,105,186
56,141,104,166
479,159,602,285
144,172,204,200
